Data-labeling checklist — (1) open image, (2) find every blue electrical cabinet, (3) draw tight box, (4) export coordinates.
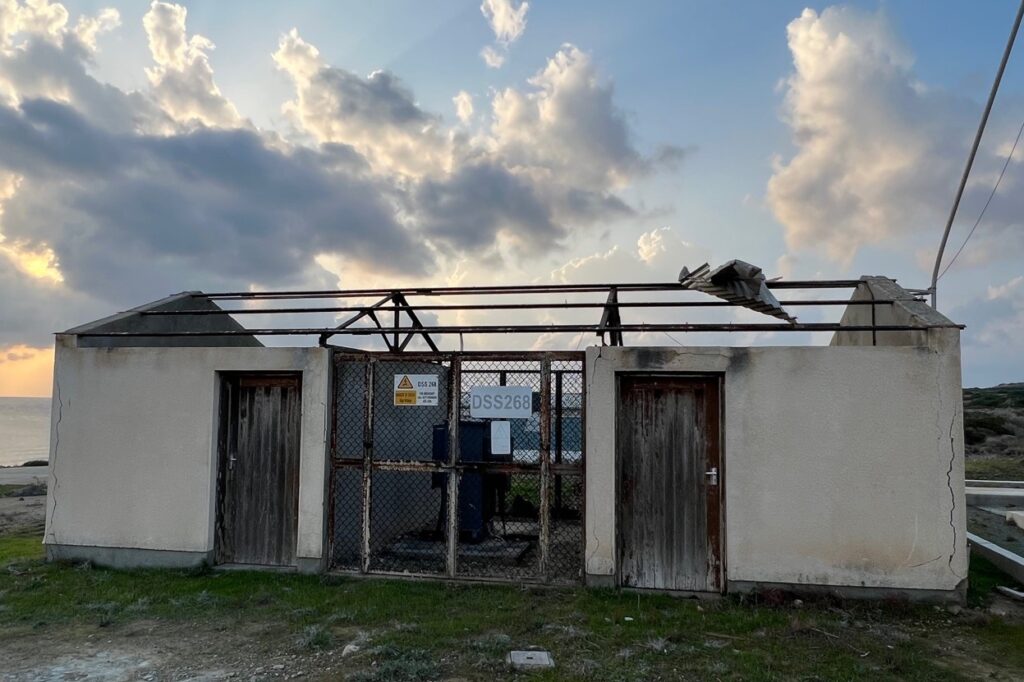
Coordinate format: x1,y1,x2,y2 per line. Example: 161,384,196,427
432,421,511,542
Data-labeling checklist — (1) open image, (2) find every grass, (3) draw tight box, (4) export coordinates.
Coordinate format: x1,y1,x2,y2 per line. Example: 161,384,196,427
1,533,1023,680
965,456,1024,481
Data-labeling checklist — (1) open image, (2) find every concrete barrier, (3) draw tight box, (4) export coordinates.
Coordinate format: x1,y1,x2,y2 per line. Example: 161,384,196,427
968,532,1024,585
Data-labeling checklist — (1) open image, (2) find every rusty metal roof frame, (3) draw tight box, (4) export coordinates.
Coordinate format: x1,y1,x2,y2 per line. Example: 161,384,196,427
69,277,965,349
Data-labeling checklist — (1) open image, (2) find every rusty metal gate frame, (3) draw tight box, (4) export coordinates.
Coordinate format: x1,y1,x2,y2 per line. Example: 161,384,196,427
328,350,586,584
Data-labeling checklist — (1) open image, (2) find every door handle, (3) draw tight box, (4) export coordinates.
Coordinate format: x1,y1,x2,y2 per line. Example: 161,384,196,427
229,454,237,471
705,467,718,486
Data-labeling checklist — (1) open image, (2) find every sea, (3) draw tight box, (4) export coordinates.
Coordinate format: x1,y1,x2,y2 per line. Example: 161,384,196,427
0,397,51,467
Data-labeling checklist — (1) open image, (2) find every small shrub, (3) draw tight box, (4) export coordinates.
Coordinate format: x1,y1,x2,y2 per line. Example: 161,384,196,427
194,590,217,605
350,646,440,682
298,624,333,650
84,601,119,626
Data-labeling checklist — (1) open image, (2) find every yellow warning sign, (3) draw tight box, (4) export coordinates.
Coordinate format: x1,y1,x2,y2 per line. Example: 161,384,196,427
393,374,439,406
394,391,417,405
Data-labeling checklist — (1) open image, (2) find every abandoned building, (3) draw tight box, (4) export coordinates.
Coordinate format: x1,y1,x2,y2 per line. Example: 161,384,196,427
42,263,969,601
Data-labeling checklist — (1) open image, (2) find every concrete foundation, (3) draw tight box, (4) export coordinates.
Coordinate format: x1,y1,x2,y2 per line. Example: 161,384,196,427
46,544,212,569
727,580,966,604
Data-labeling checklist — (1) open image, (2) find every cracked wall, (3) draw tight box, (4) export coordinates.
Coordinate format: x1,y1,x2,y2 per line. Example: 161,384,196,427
585,339,967,593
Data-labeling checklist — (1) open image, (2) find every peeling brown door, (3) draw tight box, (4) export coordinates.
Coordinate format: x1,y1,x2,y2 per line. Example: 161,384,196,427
216,374,302,566
617,375,721,591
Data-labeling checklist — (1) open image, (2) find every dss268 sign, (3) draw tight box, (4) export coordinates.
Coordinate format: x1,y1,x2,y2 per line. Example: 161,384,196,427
468,386,533,418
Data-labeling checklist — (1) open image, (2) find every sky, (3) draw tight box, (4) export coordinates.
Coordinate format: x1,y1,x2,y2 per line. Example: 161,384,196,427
0,0,1022,397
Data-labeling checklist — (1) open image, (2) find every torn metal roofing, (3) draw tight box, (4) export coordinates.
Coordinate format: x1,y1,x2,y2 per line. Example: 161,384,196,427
680,260,796,323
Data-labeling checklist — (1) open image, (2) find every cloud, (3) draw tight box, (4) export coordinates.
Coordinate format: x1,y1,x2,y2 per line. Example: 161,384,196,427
453,90,473,123
952,274,1024,385
480,45,505,69
0,2,682,370
550,227,707,284
988,275,1024,301
479,0,528,68
273,32,669,260
0,98,431,299
0,0,68,48
409,159,564,256
143,1,242,127
0,5,166,133
72,7,118,51
767,7,1024,267
490,45,679,190
274,28,449,177
481,0,528,44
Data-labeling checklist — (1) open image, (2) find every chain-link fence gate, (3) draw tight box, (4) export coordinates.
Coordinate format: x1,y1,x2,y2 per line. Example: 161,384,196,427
329,351,584,583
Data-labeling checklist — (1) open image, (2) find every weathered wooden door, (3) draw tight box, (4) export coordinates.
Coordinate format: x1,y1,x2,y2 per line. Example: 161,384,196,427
616,375,721,591
216,374,301,566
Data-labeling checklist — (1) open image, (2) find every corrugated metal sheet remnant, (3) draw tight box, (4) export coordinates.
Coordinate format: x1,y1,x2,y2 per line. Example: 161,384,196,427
681,260,796,323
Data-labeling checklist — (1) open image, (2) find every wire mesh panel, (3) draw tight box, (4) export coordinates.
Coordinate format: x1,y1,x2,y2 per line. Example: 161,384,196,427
552,362,584,466
331,466,363,570
549,473,584,582
368,469,447,575
456,472,542,580
333,361,367,461
330,351,585,583
373,360,451,462
460,360,542,465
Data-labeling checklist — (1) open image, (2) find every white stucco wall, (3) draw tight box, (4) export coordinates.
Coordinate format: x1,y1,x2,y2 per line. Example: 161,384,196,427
585,333,967,593
44,337,330,562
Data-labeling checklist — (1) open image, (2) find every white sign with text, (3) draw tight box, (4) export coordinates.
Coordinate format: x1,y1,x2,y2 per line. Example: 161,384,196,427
468,386,532,418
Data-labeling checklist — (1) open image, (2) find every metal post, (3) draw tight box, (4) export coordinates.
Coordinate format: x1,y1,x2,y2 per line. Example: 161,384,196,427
360,360,375,573
538,359,552,580
930,0,1024,308
445,359,461,578
554,370,563,515
393,299,399,351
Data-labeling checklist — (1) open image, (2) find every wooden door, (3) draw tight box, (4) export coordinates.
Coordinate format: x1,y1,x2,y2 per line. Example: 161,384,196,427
216,374,302,566
616,375,721,591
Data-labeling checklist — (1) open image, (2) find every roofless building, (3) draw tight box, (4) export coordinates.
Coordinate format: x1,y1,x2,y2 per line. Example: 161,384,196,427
42,265,968,601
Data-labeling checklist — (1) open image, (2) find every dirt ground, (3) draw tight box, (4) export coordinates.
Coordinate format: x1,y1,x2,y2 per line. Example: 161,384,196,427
2,620,359,681
0,494,45,536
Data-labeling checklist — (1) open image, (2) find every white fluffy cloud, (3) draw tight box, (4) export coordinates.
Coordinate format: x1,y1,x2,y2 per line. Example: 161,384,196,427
452,89,473,123
274,28,450,177
481,0,528,44
0,0,68,48
480,45,505,69
479,0,528,68
143,1,242,128
768,7,1024,266
273,31,674,260
490,45,676,190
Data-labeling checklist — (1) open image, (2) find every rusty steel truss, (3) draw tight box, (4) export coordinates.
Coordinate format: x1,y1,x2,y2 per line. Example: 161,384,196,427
79,278,967,350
